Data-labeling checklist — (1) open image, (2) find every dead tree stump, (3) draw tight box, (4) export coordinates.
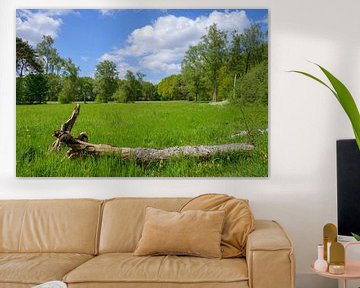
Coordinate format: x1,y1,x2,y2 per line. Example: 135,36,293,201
50,104,81,151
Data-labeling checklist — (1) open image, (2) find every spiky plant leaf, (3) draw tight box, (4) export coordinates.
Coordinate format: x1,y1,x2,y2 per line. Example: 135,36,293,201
290,64,360,150
351,232,360,241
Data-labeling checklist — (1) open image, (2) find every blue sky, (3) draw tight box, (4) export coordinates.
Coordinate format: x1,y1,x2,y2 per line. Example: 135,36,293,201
16,9,268,83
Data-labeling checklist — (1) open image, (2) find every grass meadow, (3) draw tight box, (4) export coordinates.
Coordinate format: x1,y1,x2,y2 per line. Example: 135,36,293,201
16,102,268,177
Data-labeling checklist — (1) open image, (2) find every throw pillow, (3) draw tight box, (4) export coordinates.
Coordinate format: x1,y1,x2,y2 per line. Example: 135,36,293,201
181,193,254,258
134,207,225,258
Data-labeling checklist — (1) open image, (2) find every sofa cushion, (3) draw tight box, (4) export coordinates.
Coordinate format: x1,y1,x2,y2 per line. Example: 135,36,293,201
67,282,249,288
99,198,190,253
181,194,254,258
0,284,33,288
134,207,225,258
0,199,102,254
63,253,248,285
0,253,93,285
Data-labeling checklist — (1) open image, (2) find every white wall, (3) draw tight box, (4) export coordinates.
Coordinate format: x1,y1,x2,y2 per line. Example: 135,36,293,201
1,0,359,287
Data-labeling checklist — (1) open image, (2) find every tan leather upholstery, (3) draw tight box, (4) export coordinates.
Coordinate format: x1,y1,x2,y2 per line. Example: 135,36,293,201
181,194,255,258
99,198,189,253
64,253,248,285
0,198,295,288
0,284,33,288
0,199,102,254
0,253,93,285
246,220,295,288
68,283,249,288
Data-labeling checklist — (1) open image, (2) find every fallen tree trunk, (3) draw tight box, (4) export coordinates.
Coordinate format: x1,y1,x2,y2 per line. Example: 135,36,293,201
57,132,254,160
50,104,254,161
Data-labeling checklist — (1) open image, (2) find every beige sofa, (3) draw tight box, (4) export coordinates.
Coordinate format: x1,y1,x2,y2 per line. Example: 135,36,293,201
0,198,295,288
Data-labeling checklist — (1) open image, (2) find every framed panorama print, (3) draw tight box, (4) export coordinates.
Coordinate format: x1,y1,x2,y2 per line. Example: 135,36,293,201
16,9,269,177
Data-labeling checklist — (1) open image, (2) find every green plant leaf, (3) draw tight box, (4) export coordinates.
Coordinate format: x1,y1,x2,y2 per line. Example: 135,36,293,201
351,232,360,241
316,64,360,148
290,64,360,150
289,70,337,98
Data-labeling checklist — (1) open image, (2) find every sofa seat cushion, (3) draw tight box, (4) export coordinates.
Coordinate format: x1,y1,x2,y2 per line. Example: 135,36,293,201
64,253,248,285
0,253,93,285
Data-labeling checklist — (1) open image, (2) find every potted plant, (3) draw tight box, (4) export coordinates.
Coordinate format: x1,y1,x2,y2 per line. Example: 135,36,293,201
291,63,360,240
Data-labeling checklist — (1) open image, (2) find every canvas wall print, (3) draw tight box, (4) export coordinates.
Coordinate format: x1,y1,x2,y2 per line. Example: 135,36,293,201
16,9,269,177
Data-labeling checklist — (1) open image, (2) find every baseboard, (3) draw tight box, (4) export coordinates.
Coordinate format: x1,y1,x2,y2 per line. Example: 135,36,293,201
296,273,337,288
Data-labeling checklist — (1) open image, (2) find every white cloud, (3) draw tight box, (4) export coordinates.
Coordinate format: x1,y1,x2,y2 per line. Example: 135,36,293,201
100,10,251,76
256,17,269,25
99,52,123,63
116,62,138,79
16,9,71,46
139,48,183,74
81,56,89,62
99,9,114,16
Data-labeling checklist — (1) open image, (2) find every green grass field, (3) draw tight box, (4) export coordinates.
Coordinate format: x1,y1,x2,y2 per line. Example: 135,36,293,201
16,102,268,177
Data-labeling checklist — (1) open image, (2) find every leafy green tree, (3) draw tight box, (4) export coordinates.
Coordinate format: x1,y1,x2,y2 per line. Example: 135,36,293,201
113,86,126,103
136,71,145,82
16,37,42,77
22,73,49,104
157,74,188,101
112,79,124,102
235,61,268,104
58,78,73,104
181,44,207,101
16,78,25,104
34,36,68,102
151,85,160,101
63,58,80,80
200,24,227,102
78,77,95,102
227,31,245,76
217,66,234,101
94,60,118,103
157,74,177,100
173,76,188,100
141,81,158,101
239,24,266,73
226,24,268,104
54,56,66,76
58,58,81,103
46,73,62,102
115,70,142,103
36,35,63,74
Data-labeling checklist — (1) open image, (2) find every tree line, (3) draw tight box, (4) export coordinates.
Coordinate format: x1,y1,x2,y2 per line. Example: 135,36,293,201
16,23,267,105
176,23,267,104
16,36,159,104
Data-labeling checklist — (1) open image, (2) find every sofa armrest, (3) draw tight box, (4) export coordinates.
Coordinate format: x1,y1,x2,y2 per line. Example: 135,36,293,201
246,220,295,288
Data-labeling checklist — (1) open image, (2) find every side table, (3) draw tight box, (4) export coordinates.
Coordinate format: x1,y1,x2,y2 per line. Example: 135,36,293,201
311,242,360,288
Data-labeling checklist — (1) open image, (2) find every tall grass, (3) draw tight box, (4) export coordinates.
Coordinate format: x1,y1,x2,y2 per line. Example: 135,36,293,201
16,101,268,177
